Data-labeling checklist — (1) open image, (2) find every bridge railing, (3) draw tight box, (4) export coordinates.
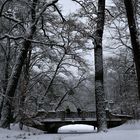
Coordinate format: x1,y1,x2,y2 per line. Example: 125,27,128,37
45,111,96,120
35,110,133,121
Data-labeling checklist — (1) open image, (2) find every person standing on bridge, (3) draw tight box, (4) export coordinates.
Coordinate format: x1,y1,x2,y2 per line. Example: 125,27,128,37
66,106,71,115
77,108,82,116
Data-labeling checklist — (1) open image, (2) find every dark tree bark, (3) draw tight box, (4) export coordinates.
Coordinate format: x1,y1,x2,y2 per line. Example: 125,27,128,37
0,34,36,128
123,0,140,100
0,0,59,128
0,0,38,128
0,38,10,117
94,0,107,132
18,49,32,130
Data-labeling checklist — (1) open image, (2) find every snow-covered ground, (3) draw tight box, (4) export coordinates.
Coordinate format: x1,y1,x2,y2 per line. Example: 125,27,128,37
0,120,140,140
58,124,97,133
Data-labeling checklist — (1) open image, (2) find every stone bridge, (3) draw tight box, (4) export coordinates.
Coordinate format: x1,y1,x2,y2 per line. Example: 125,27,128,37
34,110,132,133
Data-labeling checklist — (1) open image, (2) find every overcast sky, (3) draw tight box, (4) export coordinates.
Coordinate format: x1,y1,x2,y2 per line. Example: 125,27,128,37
57,0,115,73
58,0,114,15
58,0,80,15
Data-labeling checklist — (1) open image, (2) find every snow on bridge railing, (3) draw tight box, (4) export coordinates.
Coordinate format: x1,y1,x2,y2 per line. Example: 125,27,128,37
35,110,133,121
45,111,96,120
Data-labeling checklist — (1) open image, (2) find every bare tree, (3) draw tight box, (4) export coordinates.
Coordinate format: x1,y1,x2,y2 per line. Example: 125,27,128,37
104,49,138,116
72,0,107,131
123,0,140,100
94,0,107,132
0,0,59,128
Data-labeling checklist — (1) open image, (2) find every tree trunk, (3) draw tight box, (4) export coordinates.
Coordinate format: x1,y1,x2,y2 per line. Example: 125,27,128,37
18,50,32,130
0,0,38,128
94,0,107,132
0,36,34,128
0,39,10,118
123,0,140,100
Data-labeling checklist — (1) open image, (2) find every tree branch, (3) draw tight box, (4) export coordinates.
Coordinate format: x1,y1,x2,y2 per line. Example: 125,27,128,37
53,4,66,22
0,0,12,16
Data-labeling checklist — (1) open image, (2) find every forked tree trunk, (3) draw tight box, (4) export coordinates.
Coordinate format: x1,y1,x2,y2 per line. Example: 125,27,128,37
123,0,140,100
94,0,107,132
0,0,38,128
0,35,35,128
0,0,59,128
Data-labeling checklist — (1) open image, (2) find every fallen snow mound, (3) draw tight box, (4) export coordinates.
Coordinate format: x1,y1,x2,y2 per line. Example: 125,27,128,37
58,124,97,133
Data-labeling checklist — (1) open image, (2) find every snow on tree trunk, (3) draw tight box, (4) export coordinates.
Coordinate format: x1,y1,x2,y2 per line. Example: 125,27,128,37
94,0,107,132
124,0,140,100
0,39,10,117
0,35,34,128
0,0,38,128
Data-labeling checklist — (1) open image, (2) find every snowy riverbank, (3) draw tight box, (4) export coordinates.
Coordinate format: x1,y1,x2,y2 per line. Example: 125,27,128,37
0,120,140,140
